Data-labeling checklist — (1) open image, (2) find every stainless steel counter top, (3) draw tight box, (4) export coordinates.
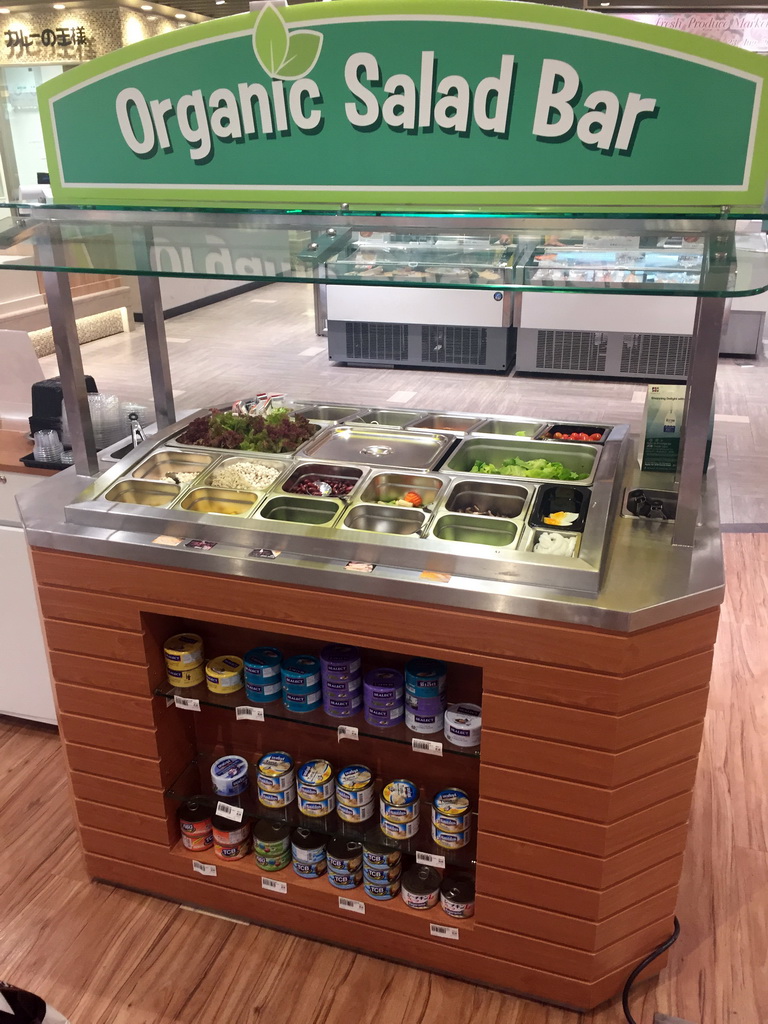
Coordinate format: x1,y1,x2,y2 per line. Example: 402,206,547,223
17,445,724,632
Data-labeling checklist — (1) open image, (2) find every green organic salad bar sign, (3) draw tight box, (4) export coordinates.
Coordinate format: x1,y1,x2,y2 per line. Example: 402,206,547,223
38,0,768,208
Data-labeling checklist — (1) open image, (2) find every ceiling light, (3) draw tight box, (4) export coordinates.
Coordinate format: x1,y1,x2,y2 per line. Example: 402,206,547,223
0,7,10,11
141,3,152,8
53,3,66,8
215,1,226,5
600,2,610,5
174,11,186,17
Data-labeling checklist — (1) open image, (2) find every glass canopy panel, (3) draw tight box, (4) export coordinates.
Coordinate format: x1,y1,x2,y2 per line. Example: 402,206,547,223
0,203,766,296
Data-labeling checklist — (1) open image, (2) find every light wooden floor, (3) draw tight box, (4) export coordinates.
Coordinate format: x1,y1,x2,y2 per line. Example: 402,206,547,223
1,533,765,1024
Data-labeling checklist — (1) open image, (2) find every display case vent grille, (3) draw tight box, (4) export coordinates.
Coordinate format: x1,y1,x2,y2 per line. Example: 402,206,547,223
345,322,409,362
621,334,691,377
421,326,488,366
535,331,607,372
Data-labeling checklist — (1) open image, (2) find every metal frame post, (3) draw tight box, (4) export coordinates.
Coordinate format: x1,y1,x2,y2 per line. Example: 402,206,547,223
672,295,727,547
38,227,99,476
137,275,176,429
313,281,328,337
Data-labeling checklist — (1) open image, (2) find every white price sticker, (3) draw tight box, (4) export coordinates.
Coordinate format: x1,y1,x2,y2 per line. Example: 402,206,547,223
416,851,446,869
261,877,288,894
338,725,359,742
412,738,442,756
215,801,244,823
236,705,265,722
430,924,459,940
338,897,365,915
174,695,200,712
192,860,217,877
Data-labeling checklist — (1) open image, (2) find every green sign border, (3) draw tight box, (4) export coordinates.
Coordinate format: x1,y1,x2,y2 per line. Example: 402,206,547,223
38,0,768,210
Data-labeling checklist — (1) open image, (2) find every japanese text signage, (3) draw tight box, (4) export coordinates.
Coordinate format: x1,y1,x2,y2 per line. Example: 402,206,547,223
5,24,89,54
38,0,768,209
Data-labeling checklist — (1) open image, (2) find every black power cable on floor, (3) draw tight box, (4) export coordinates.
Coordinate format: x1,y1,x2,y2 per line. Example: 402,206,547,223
621,916,681,1024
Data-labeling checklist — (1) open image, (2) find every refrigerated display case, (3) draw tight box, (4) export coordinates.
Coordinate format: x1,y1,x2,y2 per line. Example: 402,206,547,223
311,231,522,370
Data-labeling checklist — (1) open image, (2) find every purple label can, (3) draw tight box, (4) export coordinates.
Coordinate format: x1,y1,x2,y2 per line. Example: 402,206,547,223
320,644,362,678
365,704,404,728
324,694,363,718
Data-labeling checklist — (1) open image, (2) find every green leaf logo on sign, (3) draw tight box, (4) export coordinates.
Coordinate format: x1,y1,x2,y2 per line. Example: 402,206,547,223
253,3,322,81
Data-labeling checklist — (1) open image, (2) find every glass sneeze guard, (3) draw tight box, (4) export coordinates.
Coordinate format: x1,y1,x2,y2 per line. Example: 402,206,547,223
0,202,767,297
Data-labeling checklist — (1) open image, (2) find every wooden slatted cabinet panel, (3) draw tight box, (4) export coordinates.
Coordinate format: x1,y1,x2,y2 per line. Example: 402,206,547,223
31,548,720,1011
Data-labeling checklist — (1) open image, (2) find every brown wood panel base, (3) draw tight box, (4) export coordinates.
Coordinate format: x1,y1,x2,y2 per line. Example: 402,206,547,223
30,546,719,1011
81,845,670,1011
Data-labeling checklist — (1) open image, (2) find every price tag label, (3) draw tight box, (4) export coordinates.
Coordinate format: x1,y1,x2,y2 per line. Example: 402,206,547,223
216,801,244,823
236,705,265,722
338,725,359,742
174,695,200,711
412,738,442,756
338,897,365,915
261,877,288,894
192,860,217,877
430,924,459,940
416,851,446,869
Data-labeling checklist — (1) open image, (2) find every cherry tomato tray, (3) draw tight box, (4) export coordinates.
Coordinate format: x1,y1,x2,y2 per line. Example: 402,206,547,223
535,424,609,444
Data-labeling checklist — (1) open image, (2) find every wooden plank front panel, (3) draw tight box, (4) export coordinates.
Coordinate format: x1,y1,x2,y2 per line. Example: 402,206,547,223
481,758,699,823
476,855,685,921
483,649,714,713
477,825,690,889
29,546,719,1011
31,549,720,673
482,722,707,787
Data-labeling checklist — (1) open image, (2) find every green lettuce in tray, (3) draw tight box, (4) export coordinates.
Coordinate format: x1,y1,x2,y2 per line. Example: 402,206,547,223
470,456,585,481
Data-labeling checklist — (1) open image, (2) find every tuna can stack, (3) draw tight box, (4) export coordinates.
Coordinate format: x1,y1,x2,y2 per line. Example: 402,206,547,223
320,644,362,718
362,839,402,900
404,658,447,735
380,778,420,840
326,837,363,890
244,646,283,704
281,655,322,713
296,758,336,818
363,667,405,728
336,764,375,823
291,827,326,878
206,655,244,695
164,632,205,689
257,751,296,809
431,787,472,850
253,819,291,872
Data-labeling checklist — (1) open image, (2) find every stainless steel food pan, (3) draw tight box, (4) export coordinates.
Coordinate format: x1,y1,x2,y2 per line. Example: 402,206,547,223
442,479,532,519
357,472,446,508
340,504,426,535
258,495,343,526
104,479,180,507
299,426,453,471
131,449,215,484
178,487,260,516
430,513,518,547
444,438,599,485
